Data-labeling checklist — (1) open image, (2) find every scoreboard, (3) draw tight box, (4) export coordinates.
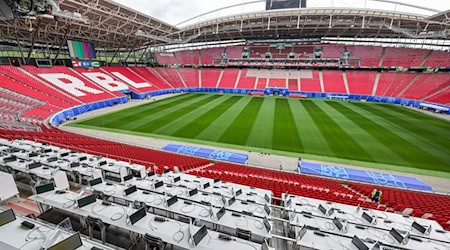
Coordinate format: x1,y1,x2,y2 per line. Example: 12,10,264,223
266,0,306,10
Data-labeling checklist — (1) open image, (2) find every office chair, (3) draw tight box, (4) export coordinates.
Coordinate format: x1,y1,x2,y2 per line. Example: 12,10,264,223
178,216,191,224
236,228,252,241
85,216,109,244
143,233,165,250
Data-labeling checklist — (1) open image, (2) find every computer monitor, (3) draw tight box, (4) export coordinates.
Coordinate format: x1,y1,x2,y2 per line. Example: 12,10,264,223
3,156,16,163
28,152,39,157
228,196,236,206
264,194,270,203
332,217,344,231
214,178,220,183
59,152,69,158
189,189,198,197
163,169,170,174
36,183,55,194
47,157,58,163
47,233,82,250
263,217,271,233
154,181,164,189
27,162,41,170
264,204,271,215
203,182,210,189
285,198,292,208
328,208,335,217
261,240,269,250
0,209,16,227
129,207,146,225
193,225,208,245
70,162,80,168
221,195,227,206
389,228,405,243
412,221,427,234
174,176,181,183
351,235,369,250
318,204,327,215
297,226,307,240
147,171,155,177
166,195,178,207
362,212,373,224
123,175,133,182
77,194,96,208
216,207,226,221
124,185,137,196
236,189,242,196
98,161,107,166
89,177,102,187
78,156,87,162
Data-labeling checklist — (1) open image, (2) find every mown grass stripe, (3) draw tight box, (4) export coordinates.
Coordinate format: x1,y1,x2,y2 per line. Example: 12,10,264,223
288,99,334,156
195,96,254,141
218,97,264,145
152,95,234,135
77,93,198,128
272,99,304,153
133,95,220,133
246,98,276,149
370,104,450,148
170,96,243,138
348,102,450,171
378,103,450,129
300,100,373,162
120,94,214,131
326,101,430,168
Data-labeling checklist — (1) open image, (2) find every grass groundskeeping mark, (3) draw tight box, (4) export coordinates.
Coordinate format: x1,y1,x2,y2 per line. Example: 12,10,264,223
171,96,243,138
70,93,450,176
219,97,264,145
300,100,374,162
272,98,304,153
326,101,447,171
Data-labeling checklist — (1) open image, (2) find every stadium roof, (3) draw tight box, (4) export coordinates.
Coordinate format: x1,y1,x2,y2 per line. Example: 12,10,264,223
0,0,449,50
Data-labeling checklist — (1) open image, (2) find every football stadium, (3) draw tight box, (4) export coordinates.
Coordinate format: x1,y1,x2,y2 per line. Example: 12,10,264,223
0,0,449,249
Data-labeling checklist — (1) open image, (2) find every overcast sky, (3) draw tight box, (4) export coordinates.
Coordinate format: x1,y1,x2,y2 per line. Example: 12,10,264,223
113,0,450,26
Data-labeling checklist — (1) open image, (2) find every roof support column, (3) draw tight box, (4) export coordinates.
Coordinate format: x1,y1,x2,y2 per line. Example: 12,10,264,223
110,41,124,64
26,18,42,64
53,25,70,65
139,45,150,63
14,32,25,63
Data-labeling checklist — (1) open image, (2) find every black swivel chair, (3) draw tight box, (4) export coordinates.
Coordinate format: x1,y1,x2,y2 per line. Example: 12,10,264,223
236,228,252,241
143,233,165,250
85,216,109,244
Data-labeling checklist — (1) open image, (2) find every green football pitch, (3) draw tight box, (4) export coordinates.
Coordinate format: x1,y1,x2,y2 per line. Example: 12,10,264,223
69,93,450,177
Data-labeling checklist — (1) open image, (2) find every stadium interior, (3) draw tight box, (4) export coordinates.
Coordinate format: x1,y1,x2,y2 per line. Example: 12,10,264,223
0,0,449,249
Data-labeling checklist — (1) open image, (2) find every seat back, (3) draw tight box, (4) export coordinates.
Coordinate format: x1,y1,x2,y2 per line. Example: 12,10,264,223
178,216,191,224
236,228,252,241
86,216,105,231
143,233,164,250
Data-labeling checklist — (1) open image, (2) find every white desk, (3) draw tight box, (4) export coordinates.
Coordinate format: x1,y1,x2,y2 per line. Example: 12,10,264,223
292,212,449,249
284,194,449,243
129,177,270,218
30,190,264,250
89,181,272,240
0,210,114,250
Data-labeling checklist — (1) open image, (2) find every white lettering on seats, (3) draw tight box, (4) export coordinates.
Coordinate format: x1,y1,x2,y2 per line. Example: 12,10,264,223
38,73,103,97
82,72,129,92
110,72,151,88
